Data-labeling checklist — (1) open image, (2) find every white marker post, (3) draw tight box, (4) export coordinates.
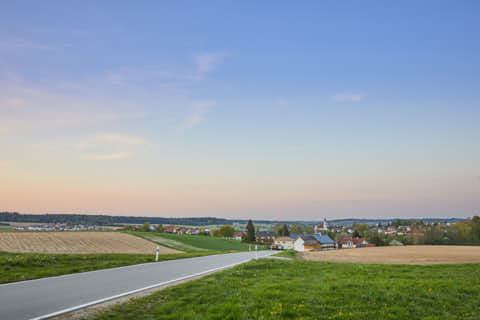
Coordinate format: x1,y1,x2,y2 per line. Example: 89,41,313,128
255,245,258,260
155,246,159,262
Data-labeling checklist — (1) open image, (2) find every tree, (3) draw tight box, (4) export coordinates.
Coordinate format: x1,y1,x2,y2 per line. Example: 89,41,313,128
471,216,480,243
246,219,256,242
277,224,290,237
304,225,314,234
352,223,370,238
290,224,305,234
155,224,164,233
366,230,386,246
327,230,336,240
141,222,151,232
214,225,235,238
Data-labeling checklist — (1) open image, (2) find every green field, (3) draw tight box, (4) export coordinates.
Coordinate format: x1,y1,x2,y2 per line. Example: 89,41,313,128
92,259,480,320
128,232,261,252
0,251,218,284
273,250,297,259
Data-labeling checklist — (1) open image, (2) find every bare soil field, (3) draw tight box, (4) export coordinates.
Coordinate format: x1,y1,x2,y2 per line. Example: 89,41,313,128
300,245,480,264
0,232,180,254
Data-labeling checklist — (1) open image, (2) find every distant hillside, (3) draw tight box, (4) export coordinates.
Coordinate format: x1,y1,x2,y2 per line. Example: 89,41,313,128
0,212,465,227
0,212,230,226
325,218,464,226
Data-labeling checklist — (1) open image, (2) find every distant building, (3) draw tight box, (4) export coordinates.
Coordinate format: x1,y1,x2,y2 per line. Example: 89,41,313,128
314,217,329,234
341,237,369,248
234,232,245,241
273,236,295,250
255,231,275,244
294,234,334,252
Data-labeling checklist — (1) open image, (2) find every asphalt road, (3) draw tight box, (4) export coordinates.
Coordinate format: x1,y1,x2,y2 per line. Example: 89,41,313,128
0,250,277,320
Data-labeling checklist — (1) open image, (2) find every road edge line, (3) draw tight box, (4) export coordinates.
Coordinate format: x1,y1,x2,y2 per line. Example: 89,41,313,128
29,258,255,320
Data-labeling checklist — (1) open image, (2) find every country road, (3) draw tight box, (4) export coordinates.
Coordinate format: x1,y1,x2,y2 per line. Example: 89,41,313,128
0,251,277,320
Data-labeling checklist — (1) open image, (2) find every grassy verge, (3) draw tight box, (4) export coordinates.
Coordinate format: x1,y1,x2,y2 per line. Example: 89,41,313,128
273,249,297,259
127,231,261,252
0,251,219,284
92,259,480,320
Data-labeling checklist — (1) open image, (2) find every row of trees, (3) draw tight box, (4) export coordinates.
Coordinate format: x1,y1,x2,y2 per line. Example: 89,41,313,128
363,216,480,246
0,212,232,226
124,219,261,243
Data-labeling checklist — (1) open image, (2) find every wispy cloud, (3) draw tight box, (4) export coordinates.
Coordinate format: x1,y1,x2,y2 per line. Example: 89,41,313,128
189,52,225,80
332,92,366,102
76,133,150,160
94,133,149,146
194,53,224,74
84,152,130,160
182,100,216,129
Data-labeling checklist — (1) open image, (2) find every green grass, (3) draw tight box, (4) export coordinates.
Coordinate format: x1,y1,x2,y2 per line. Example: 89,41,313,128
273,250,297,259
92,259,480,320
0,226,12,230
0,251,219,284
127,232,260,252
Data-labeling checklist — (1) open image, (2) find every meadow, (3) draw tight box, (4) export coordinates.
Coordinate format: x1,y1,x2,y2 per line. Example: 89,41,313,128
91,259,480,320
0,251,219,284
128,231,260,252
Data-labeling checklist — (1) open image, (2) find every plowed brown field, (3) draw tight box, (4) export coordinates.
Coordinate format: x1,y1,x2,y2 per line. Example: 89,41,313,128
300,245,480,264
0,232,180,254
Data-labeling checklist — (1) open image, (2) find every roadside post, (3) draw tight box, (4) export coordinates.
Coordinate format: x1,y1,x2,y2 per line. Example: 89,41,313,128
155,246,159,262
249,245,251,251
255,245,258,260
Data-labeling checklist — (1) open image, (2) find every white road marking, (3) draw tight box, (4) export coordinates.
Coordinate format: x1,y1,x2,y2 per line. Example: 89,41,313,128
29,258,254,320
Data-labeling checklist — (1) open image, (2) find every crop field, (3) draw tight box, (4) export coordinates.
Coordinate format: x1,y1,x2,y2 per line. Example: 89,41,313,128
300,245,480,264
128,232,257,252
0,231,179,254
91,259,480,320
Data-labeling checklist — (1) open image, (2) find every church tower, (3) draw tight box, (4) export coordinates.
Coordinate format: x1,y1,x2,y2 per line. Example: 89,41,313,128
314,217,328,234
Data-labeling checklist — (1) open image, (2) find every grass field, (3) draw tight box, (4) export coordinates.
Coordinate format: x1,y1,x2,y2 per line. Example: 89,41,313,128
273,250,297,259
0,231,179,254
0,251,219,284
91,259,480,320
128,232,260,252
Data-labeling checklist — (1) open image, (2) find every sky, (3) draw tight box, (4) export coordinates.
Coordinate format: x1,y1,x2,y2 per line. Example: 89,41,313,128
1,1,479,220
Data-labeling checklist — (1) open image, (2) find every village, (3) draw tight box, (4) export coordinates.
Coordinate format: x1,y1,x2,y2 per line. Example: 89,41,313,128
149,218,441,252
7,217,462,251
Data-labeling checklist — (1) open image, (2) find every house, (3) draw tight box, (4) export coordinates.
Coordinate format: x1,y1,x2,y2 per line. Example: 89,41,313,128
164,225,176,233
255,231,275,244
234,232,245,241
273,236,295,250
294,234,334,252
341,237,356,249
341,237,369,248
294,235,320,252
312,234,335,250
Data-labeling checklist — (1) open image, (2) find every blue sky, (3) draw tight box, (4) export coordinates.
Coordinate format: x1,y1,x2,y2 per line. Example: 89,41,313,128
0,1,479,219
